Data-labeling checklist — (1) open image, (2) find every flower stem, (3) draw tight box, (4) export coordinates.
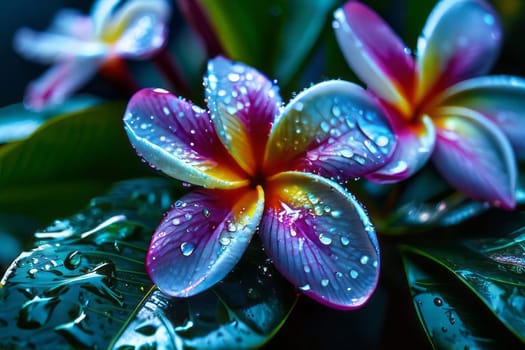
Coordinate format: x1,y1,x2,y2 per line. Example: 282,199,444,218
100,58,140,97
176,0,224,58
153,49,191,97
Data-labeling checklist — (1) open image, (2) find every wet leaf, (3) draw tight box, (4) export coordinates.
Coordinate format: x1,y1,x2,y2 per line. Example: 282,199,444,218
200,0,338,86
400,237,525,349
0,101,152,224
0,178,296,349
0,95,100,144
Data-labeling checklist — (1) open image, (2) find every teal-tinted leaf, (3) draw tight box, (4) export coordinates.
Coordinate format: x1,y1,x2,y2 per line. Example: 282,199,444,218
0,101,152,223
200,0,338,86
400,239,525,349
0,178,296,349
0,95,101,144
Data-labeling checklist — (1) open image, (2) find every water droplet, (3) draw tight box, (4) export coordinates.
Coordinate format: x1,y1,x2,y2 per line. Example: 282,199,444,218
319,234,332,245
304,265,311,273
321,279,329,287
320,121,330,133
162,107,170,115
65,251,81,270
219,236,231,246
340,236,350,246
340,149,354,158
202,209,210,217
331,105,341,117
299,284,311,291
360,255,369,265
172,218,181,226
331,210,341,218
433,297,443,307
294,102,304,112
175,200,184,208
180,242,195,256
227,221,237,232
350,270,359,279
184,213,193,221
228,73,240,82
335,271,343,278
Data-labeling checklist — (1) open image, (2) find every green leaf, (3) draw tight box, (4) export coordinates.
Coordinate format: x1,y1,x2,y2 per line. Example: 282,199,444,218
200,0,338,86
400,237,525,349
0,95,101,144
0,101,152,224
0,178,296,349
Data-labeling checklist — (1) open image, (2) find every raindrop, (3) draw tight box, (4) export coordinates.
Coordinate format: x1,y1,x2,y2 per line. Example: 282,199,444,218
335,271,343,278
180,242,195,256
350,270,359,279
202,209,210,217
331,210,341,218
433,297,443,307
227,222,237,232
331,105,341,117
174,200,184,208
320,121,330,133
184,213,193,221
319,234,332,245
65,251,82,270
304,265,311,273
340,237,350,246
219,236,231,246
172,218,181,226
299,284,311,291
360,255,369,265
340,149,354,158
321,279,329,287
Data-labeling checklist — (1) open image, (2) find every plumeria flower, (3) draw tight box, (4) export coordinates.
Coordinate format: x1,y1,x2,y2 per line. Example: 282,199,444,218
334,0,525,209
123,56,396,309
14,0,170,110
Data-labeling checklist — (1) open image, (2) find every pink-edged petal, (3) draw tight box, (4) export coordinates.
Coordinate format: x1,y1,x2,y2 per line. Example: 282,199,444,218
417,0,502,100
260,171,380,310
124,88,248,189
437,75,525,159
432,106,516,209
13,28,107,64
205,56,281,176
24,57,102,111
263,80,395,182
147,186,264,297
333,1,414,115
366,114,436,183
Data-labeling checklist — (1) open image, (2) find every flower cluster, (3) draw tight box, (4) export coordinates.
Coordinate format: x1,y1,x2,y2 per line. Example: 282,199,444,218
333,0,525,209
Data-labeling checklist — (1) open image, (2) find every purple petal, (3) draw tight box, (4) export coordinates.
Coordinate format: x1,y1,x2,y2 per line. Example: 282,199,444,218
264,81,395,182
205,57,281,175
366,113,436,183
333,1,415,115
147,186,264,297
438,75,525,159
124,88,248,189
24,57,102,111
260,171,380,310
433,106,516,209
417,0,502,99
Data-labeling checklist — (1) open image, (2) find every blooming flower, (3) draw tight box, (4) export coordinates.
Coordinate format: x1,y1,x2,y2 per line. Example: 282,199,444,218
333,0,525,209
123,56,396,309
14,0,170,110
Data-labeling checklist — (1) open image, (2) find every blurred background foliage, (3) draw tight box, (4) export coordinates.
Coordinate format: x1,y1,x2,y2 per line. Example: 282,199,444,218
1,0,525,349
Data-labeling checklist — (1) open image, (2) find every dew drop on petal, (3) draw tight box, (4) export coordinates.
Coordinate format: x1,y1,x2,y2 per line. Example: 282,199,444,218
219,236,231,246
172,218,181,226
350,269,359,279
340,236,350,246
299,284,311,291
360,255,369,265
335,271,343,278
304,265,311,273
180,242,195,256
319,234,332,245
202,209,210,217
321,279,330,287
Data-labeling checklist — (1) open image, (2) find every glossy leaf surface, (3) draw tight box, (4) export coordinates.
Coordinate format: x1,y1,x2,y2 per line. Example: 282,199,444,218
0,178,296,349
